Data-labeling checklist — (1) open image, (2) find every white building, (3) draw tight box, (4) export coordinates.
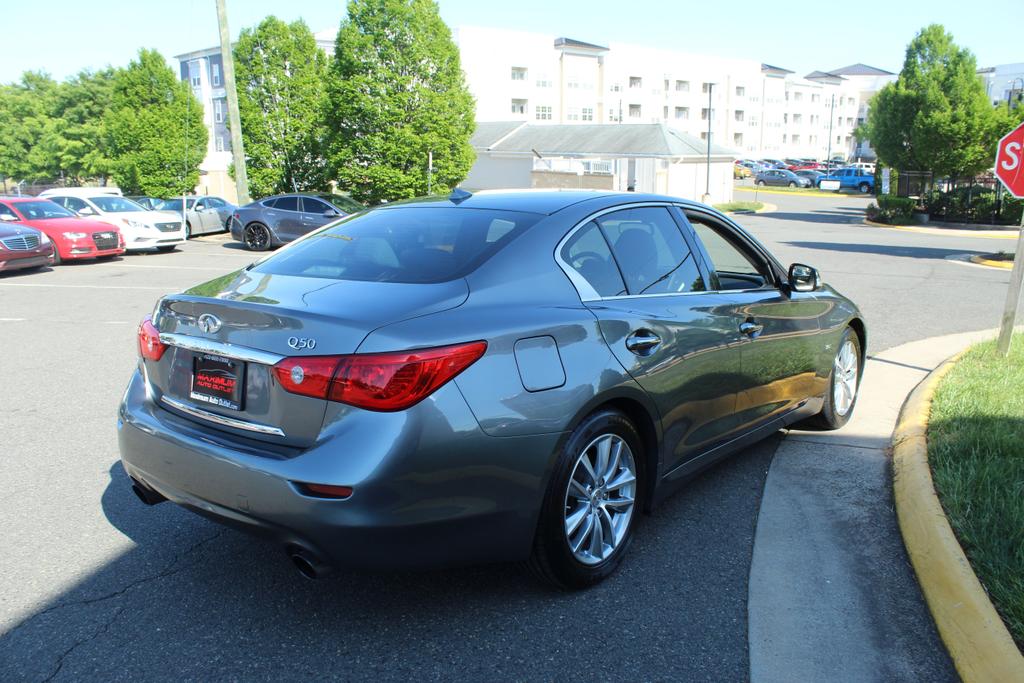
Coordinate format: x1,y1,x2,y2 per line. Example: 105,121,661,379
978,62,1024,110
453,26,894,162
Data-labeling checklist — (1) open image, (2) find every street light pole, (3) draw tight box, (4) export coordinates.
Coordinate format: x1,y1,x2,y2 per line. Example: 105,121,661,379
216,0,250,205
825,94,835,167
705,82,714,201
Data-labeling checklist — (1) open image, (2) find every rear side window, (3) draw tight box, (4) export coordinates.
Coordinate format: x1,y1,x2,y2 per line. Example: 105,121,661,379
0,203,17,220
251,207,540,283
560,221,626,298
274,196,300,212
597,207,704,296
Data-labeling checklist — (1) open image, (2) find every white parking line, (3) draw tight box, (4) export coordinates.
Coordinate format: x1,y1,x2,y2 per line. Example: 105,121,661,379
0,317,26,321
94,263,240,271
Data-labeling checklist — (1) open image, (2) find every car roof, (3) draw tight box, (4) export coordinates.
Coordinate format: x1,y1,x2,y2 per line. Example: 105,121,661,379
377,189,634,215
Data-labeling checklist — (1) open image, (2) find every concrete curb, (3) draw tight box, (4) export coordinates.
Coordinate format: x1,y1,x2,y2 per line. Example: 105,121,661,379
863,218,1019,240
735,186,854,198
721,202,778,216
968,254,1014,269
892,352,1024,683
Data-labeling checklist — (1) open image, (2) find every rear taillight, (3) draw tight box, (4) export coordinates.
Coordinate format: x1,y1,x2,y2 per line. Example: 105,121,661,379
137,316,167,361
272,341,486,412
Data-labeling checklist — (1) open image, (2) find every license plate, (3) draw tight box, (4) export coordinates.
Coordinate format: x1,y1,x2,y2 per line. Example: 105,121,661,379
190,353,244,411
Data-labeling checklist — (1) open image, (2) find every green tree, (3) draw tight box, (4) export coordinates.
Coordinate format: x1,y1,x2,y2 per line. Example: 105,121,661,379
325,0,475,203
46,69,117,184
864,25,998,178
234,17,330,197
106,49,207,196
0,72,59,182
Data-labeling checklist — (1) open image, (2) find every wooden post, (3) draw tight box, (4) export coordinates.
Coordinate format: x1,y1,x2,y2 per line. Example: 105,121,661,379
216,0,250,205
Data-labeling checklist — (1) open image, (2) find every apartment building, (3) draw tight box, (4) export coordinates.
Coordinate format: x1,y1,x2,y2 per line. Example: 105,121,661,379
454,26,892,162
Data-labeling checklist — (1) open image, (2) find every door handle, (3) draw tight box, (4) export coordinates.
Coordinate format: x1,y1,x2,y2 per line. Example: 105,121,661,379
739,321,764,338
626,330,662,355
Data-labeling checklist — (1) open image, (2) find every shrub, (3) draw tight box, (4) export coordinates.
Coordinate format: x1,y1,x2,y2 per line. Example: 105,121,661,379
867,195,916,224
924,187,1023,225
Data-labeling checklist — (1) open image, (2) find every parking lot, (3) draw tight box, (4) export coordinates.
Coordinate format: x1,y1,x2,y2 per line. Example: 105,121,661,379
0,195,1016,681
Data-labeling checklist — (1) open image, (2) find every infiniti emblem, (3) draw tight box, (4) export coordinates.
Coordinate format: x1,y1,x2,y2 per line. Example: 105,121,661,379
197,314,222,334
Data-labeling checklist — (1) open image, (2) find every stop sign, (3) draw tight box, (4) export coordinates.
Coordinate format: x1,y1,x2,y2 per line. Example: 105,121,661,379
995,121,1024,198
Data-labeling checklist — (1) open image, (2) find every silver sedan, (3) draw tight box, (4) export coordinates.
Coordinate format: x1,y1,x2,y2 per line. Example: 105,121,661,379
159,197,236,238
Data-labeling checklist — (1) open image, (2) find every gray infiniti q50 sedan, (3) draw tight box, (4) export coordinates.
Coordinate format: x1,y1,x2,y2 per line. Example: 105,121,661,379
119,189,865,588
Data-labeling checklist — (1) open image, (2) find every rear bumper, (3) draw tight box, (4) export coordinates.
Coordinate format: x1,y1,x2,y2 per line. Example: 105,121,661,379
117,369,560,569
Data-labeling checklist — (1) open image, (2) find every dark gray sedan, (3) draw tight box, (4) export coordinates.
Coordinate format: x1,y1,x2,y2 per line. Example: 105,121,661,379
229,193,364,250
119,190,865,588
755,169,813,188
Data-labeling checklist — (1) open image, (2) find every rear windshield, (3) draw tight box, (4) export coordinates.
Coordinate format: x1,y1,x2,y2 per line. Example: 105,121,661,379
250,207,541,283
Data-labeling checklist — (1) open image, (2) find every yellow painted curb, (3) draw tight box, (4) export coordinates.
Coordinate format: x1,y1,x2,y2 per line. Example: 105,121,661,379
969,255,1015,269
892,354,1024,683
864,218,1020,240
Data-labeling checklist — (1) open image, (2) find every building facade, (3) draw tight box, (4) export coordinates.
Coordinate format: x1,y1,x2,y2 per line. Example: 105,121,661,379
454,26,894,162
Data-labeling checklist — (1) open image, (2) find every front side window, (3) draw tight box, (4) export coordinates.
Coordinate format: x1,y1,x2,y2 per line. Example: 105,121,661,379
687,213,771,290
251,207,540,284
0,203,19,220
597,207,704,296
301,198,332,214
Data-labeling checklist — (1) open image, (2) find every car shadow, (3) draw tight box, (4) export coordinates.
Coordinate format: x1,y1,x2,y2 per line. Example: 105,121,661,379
782,241,986,261
0,441,779,681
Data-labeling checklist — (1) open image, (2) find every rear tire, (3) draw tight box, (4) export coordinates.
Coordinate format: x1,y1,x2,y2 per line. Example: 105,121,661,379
185,222,192,239
788,181,796,188
243,222,272,251
756,180,766,187
858,182,871,194
528,409,644,589
806,327,861,430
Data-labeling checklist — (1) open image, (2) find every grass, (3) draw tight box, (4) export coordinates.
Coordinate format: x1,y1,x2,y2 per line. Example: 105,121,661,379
928,334,1024,647
713,201,763,213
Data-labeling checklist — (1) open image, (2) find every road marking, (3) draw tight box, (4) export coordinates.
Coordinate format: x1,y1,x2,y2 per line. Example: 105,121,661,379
0,317,26,321
94,263,241,271
0,283,171,290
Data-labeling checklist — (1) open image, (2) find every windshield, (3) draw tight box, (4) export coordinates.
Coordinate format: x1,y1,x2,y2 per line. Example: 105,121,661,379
159,198,196,212
11,201,76,219
324,195,364,214
250,207,540,284
92,196,146,213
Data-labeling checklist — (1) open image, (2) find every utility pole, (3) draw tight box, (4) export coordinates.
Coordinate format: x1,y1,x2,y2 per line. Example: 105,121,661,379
825,94,835,167
705,82,714,201
427,151,433,195
216,0,250,204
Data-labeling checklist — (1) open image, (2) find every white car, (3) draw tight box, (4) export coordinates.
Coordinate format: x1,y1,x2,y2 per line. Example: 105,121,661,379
39,192,186,252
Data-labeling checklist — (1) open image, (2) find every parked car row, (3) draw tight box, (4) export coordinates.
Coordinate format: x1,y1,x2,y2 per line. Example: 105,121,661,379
751,165,875,193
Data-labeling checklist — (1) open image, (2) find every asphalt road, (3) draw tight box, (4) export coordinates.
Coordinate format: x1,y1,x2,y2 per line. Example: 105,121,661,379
0,195,1015,681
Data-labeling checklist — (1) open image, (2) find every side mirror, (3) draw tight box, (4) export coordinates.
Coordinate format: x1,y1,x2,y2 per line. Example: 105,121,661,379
788,263,821,292
323,209,340,218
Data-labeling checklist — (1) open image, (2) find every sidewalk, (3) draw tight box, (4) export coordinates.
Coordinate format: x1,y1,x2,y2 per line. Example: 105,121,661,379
747,329,998,683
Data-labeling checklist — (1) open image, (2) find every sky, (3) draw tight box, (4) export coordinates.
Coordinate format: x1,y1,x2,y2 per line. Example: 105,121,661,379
1,0,1021,84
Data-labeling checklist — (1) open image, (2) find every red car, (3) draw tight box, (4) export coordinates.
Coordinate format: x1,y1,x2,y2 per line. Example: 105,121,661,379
0,197,125,263
0,222,55,273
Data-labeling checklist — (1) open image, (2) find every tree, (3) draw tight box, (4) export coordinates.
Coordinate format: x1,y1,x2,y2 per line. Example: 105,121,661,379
106,49,207,196
234,17,330,198
325,0,475,203
0,72,59,183
46,69,117,184
864,25,998,178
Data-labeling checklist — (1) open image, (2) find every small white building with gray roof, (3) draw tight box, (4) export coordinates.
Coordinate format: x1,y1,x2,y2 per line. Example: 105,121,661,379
464,122,736,204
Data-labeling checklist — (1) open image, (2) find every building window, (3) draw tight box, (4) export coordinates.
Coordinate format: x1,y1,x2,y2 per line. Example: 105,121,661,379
700,132,707,141
609,109,621,122
567,107,580,121
211,63,221,87
629,103,641,118
215,136,225,152
610,83,622,92
581,107,594,121
783,134,787,143
811,94,820,103
214,98,225,123
535,105,552,121
836,135,841,144
783,113,788,124
511,99,527,115
847,97,856,106
629,76,642,88
792,134,800,144
536,77,552,88
734,110,744,122
701,107,711,120
567,79,580,89
735,86,745,97
675,80,689,92
663,105,668,119
663,79,669,92
188,61,201,87
511,67,527,81
793,113,802,124
846,117,854,127
675,106,689,120
793,92,803,102
733,133,743,146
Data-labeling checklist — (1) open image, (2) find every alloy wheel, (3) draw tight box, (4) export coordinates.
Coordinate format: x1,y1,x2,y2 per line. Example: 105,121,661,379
833,339,859,417
244,224,270,250
563,433,637,566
